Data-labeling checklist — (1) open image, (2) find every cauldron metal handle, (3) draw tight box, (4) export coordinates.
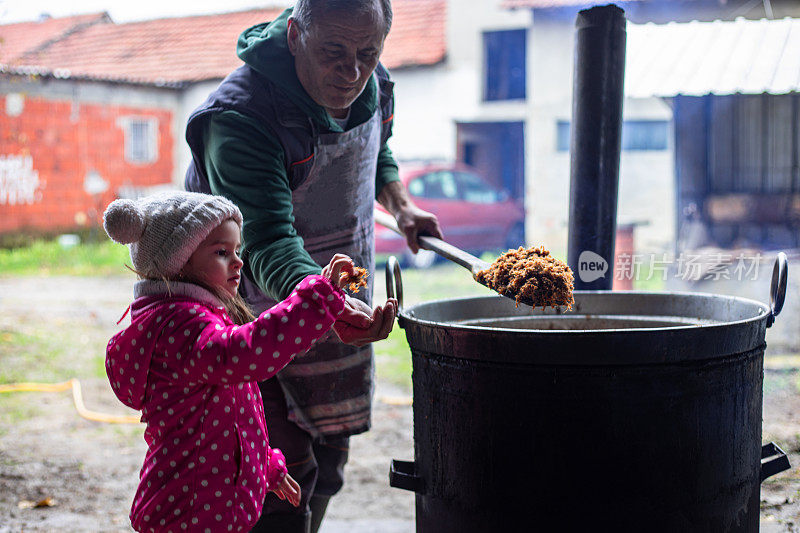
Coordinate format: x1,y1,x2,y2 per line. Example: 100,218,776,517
761,442,790,482
767,252,787,328
389,459,423,493
385,255,404,311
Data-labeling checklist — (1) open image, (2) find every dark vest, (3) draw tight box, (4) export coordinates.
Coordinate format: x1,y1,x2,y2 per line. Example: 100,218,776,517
184,64,394,194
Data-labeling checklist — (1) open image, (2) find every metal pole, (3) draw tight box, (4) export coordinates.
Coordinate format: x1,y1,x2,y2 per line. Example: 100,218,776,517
567,5,627,290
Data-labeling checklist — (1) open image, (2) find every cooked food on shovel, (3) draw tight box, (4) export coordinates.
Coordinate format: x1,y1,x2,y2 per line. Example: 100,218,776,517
341,266,369,293
374,209,574,310
475,246,574,309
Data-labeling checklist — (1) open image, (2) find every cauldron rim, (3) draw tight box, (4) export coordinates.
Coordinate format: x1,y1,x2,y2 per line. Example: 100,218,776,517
398,290,770,335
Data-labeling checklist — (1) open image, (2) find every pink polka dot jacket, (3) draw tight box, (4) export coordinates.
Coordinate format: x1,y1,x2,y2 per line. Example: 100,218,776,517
106,275,345,533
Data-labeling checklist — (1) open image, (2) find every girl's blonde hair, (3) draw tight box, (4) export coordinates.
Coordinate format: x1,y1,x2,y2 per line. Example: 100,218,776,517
127,267,256,326
177,273,256,325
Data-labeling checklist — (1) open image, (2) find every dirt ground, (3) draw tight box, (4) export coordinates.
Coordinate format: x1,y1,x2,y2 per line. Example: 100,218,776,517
0,275,798,532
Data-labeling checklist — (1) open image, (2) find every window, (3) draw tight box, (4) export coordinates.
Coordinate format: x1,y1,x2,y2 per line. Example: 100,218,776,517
408,178,424,196
462,142,477,167
120,117,158,164
556,121,571,152
622,120,669,151
556,120,669,151
455,172,500,203
410,172,458,200
483,29,527,102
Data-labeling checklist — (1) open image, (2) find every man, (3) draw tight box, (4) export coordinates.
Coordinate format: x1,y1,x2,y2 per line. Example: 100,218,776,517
184,0,442,531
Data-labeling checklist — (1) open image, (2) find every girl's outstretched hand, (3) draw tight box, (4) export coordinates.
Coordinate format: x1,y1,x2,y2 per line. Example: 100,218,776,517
322,253,356,290
272,474,301,507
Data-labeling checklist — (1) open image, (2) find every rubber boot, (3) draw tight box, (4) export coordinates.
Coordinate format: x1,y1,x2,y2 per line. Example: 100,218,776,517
309,495,331,533
248,510,311,533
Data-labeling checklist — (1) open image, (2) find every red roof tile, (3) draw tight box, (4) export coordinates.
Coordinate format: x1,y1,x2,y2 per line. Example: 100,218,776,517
383,0,447,70
0,1,446,86
11,9,284,85
0,12,110,64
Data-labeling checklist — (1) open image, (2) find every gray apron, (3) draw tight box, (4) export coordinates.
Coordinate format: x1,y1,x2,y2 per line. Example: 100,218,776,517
241,107,380,438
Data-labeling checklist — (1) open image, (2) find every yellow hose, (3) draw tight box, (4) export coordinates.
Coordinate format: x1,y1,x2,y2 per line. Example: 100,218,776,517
0,381,411,422
0,379,142,424
378,394,413,406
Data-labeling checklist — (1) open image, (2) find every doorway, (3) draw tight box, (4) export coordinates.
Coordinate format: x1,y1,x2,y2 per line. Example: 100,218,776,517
455,121,525,201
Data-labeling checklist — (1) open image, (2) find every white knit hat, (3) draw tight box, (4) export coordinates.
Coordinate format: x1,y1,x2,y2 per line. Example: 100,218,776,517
103,191,243,279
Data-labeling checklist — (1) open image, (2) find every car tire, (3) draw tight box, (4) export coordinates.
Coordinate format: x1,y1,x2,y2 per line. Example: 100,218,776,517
403,249,438,269
504,223,526,250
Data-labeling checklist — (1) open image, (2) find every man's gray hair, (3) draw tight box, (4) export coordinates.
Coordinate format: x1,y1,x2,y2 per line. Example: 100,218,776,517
292,0,393,35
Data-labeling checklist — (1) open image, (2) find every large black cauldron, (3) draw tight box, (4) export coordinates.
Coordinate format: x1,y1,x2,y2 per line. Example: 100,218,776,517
388,256,789,532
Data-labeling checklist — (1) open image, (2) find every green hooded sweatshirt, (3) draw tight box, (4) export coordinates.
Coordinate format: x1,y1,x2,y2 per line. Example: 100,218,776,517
202,8,399,300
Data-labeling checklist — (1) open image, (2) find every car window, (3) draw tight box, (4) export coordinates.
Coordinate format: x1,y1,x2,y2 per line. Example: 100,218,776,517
414,171,458,200
455,172,500,203
408,178,424,196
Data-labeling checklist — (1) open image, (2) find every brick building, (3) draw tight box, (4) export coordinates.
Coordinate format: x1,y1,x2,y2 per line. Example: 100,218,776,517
0,12,183,235
0,90,175,233
0,4,444,237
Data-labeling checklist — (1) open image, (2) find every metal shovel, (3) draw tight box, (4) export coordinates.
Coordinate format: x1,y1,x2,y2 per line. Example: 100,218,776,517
375,209,562,309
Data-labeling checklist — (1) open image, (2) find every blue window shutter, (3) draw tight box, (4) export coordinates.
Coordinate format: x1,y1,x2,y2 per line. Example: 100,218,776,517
484,29,527,102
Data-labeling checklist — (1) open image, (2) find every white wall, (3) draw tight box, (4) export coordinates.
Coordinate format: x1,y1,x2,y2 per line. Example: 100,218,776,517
528,16,675,257
388,65,460,162
389,0,531,162
617,98,674,254
176,79,221,185
527,18,573,257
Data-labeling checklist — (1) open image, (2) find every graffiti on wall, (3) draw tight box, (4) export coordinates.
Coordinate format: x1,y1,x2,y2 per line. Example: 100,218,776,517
0,155,43,205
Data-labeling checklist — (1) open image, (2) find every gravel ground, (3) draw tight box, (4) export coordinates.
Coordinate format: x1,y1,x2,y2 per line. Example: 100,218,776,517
0,276,414,532
0,275,798,532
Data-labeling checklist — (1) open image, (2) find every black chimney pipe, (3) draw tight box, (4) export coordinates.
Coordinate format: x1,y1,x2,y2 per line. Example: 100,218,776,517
567,5,626,290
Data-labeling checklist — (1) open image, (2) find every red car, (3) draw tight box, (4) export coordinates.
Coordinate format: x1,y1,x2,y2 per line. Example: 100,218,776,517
375,163,526,268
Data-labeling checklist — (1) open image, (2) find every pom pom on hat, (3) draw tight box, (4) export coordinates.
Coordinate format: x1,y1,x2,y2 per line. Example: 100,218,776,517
103,199,146,244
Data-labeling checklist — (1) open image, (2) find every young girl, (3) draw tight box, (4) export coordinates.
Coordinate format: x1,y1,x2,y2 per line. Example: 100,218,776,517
103,191,355,533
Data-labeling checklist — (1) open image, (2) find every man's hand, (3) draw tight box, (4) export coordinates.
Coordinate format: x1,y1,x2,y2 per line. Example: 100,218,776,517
377,180,443,254
333,296,397,347
394,205,443,254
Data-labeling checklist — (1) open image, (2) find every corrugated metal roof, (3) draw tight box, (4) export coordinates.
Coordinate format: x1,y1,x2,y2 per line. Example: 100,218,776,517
502,0,642,8
626,17,800,97
0,1,446,86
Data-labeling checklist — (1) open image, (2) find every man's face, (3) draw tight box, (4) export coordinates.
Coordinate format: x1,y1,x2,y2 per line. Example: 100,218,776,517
288,7,386,119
